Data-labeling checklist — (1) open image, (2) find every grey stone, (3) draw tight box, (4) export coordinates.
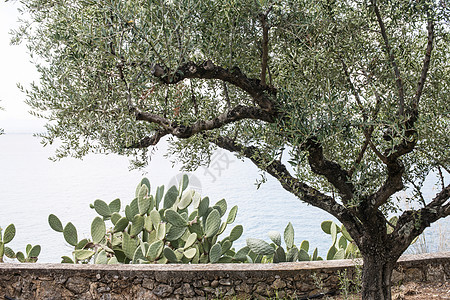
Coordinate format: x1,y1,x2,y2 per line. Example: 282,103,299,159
210,280,219,288
142,278,155,290
65,277,89,294
153,284,174,298
272,278,286,289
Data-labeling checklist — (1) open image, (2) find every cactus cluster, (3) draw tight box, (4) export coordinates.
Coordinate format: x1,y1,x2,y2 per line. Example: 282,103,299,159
321,216,404,260
244,222,324,263
321,220,359,260
48,175,245,264
0,224,41,263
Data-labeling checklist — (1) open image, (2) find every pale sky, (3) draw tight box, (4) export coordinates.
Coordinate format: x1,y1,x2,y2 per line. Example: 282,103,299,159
0,2,46,133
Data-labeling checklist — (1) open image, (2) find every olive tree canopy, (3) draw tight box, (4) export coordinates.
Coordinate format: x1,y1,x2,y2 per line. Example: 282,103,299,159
14,0,449,299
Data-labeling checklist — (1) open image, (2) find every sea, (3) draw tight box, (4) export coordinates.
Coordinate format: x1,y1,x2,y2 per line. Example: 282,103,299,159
0,134,448,263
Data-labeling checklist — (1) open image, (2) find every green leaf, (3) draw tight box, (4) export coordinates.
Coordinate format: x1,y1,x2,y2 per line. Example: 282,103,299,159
198,197,209,217
226,205,238,224
273,246,286,263
91,216,106,243
122,232,138,259
138,185,150,215
16,251,25,263
140,178,151,194
73,249,95,261
321,220,332,234
246,238,275,256
268,231,281,246
155,185,165,209
75,239,89,250
165,210,188,227
27,245,41,258
213,199,227,217
150,210,161,227
286,246,298,262
341,225,353,242
331,222,338,246
209,243,222,263
109,198,121,213
338,235,348,250
61,256,74,264
107,256,119,264
48,214,64,232
3,224,15,244
178,189,194,210
147,240,164,261
63,222,78,246
95,250,108,264
204,209,221,238
164,186,178,209
4,246,15,259
130,215,145,236
166,226,187,241
327,246,337,260
163,247,179,263
300,240,309,252
94,199,111,218
284,222,294,249
298,249,310,261
111,212,122,225
180,174,189,192
229,225,243,242
184,233,197,249
113,217,129,233
333,248,345,260
183,247,197,259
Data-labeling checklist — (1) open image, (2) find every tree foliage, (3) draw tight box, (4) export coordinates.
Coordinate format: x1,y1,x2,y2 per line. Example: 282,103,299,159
13,1,450,299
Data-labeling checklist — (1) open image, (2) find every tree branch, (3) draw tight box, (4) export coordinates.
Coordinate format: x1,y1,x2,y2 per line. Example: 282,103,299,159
391,184,450,254
372,0,405,116
259,6,272,87
210,135,363,238
370,159,405,208
130,104,275,148
303,138,354,202
413,13,434,111
151,61,276,112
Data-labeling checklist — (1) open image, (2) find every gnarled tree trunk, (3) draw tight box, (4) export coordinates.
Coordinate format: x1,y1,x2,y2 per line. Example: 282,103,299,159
360,252,396,300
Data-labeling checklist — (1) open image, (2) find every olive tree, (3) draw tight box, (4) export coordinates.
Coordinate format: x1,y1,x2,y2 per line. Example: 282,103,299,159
14,0,449,299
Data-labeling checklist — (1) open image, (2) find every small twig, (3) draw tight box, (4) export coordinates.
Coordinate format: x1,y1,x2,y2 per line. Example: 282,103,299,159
259,6,272,87
371,0,405,116
222,82,231,109
413,10,434,110
437,166,445,191
409,179,427,207
190,80,199,115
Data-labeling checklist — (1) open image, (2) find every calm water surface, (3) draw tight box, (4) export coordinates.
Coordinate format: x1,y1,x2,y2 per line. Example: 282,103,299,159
0,134,447,262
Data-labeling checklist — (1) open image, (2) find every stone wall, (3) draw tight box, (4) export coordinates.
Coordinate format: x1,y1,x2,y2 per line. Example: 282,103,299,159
0,252,448,299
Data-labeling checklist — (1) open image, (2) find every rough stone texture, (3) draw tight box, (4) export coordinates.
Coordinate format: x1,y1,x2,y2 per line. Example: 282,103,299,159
0,252,448,299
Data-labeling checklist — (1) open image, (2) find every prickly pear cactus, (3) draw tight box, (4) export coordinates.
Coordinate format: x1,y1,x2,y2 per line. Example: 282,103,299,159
0,224,41,263
48,175,245,264
246,222,324,263
321,220,361,259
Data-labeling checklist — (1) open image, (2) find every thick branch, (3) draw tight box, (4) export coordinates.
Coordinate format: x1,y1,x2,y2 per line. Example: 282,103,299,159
304,138,354,202
131,104,275,148
370,159,405,208
391,184,450,254
372,0,405,116
151,61,276,112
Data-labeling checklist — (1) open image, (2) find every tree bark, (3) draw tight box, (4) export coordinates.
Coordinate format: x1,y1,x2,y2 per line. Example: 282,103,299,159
360,249,397,300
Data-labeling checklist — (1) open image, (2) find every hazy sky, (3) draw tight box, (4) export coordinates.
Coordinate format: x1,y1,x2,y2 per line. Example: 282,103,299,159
0,2,46,133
